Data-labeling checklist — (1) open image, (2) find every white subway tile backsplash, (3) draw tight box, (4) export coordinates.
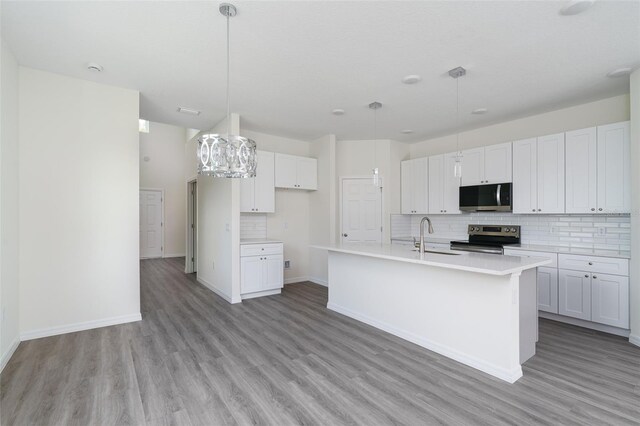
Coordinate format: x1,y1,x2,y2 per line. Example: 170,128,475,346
390,213,631,252
240,214,267,239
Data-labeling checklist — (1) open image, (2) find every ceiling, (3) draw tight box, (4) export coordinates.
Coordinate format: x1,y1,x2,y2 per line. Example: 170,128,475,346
2,1,639,142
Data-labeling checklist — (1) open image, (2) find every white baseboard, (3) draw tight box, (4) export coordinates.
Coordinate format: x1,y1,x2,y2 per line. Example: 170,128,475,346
197,277,241,304
164,253,186,258
327,302,523,384
20,313,142,341
0,337,20,373
284,276,308,285
629,334,640,347
538,312,630,337
308,276,328,287
241,289,281,300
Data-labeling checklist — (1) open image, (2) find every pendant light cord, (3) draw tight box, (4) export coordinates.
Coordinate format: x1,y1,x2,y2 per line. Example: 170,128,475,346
456,77,460,154
226,13,231,137
373,106,377,171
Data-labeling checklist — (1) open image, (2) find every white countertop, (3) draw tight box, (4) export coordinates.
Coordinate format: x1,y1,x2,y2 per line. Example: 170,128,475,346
240,239,283,245
390,236,455,245
316,243,550,276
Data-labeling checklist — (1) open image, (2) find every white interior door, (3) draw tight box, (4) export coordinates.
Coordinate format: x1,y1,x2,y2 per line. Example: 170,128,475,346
341,178,382,243
140,189,163,258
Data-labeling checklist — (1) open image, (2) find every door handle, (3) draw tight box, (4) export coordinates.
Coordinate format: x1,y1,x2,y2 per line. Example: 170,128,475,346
342,233,348,237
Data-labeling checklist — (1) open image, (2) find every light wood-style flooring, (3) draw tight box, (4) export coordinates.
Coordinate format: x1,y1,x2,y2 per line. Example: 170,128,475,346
2,257,639,425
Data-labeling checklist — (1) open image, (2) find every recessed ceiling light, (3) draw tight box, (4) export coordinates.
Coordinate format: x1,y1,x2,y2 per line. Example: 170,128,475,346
177,107,201,116
606,68,632,78
332,109,345,115
401,130,413,134
87,62,103,72
559,0,595,16
472,108,488,115
402,75,421,84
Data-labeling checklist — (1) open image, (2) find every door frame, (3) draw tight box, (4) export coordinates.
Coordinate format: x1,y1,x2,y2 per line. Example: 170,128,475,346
185,178,197,273
338,176,384,243
139,188,165,259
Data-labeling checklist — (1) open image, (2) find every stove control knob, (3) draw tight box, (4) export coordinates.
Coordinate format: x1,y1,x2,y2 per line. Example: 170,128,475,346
511,228,517,233
502,227,509,232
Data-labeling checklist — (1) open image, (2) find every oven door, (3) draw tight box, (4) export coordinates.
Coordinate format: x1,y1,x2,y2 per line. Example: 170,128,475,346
450,242,504,255
459,183,511,212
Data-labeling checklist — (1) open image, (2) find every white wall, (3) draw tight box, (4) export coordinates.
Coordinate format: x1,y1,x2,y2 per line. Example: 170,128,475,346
308,134,337,285
410,94,630,158
336,139,409,243
196,114,241,303
241,129,314,283
18,68,141,338
139,121,187,257
0,39,20,370
630,70,640,347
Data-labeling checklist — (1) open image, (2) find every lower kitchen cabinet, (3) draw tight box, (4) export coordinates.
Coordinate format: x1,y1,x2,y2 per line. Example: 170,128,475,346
240,243,284,297
558,269,591,321
537,267,558,314
591,273,629,328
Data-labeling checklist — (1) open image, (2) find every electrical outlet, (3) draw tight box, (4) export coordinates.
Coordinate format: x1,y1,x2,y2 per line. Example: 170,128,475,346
283,222,289,230
284,260,291,269
597,227,606,236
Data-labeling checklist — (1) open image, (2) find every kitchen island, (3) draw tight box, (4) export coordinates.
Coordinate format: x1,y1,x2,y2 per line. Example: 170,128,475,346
318,243,551,383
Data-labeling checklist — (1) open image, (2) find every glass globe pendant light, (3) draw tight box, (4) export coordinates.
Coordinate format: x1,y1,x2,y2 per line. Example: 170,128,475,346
369,101,382,188
449,66,466,178
198,3,257,178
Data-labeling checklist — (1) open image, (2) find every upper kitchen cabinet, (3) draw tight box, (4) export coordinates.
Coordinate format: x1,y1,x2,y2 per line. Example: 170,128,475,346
428,153,461,214
460,142,512,186
565,122,630,214
240,150,275,213
597,122,630,214
274,153,317,190
512,133,565,214
401,157,428,214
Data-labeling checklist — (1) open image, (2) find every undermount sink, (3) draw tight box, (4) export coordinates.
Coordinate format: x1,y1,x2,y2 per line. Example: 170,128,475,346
412,248,461,256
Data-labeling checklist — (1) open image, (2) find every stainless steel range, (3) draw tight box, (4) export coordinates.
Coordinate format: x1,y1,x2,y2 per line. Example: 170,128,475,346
450,225,521,255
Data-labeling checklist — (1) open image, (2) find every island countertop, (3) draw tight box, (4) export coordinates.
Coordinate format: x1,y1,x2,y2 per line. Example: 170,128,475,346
316,242,551,276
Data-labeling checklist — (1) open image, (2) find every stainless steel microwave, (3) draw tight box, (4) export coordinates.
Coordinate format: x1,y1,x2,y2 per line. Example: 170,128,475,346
459,183,512,212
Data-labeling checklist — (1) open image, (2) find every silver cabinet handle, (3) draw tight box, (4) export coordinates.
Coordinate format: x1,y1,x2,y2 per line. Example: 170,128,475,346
532,209,536,212
342,233,348,237
591,208,595,211
598,208,603,211
593,275,597,279
584,274,589,278
538,209,542,212
588,262,593,265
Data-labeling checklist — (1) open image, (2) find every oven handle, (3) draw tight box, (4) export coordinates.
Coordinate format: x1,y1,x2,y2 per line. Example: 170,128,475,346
496,184,502,206
450,245,504,255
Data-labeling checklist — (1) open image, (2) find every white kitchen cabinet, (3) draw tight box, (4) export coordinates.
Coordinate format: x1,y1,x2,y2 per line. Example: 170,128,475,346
240,150,275,213
558,269,591,321
537,267,559,314
565,122,630,214
401,158,428,214
591,273,629,329
597,121,630,214
565,127,598,214
274,153,317,190
240,242,284,297
461,142,511,186
512,134,564,214
428,154,461,214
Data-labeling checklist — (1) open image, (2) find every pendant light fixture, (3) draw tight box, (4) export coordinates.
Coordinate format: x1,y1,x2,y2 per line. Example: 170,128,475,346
197,3,257,178
369,101,382,188
449,66,466,178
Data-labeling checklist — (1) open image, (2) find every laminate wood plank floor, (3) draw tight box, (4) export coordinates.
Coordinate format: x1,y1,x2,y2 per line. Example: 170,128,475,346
2,257,639,425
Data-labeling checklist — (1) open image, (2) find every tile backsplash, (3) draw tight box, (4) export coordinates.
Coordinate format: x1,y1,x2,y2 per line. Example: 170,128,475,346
240,214,267,239
391,213,631,253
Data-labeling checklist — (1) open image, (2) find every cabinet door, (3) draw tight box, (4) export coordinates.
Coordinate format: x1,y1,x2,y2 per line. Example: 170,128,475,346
401,160,413,214
297,157,318,190
263,255,284,290
240,177,255,213
597,121,630,214
443,153,462,214
536,133,565,214
537,267,558,314
241,256,263,294
428,155,444,214
591,273,629,328
558,269,591,320
254,151,275,212
460,147,484,186
484,142,512,184
565,128,597,214
512,138,538,214
274,154,298,188
412,158,428,214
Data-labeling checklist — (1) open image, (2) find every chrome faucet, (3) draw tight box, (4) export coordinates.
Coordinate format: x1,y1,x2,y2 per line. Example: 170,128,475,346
419,216,434,253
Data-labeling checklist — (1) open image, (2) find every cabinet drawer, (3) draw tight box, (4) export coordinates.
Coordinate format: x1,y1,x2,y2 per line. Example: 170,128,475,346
241,243,283,257
558,254,628,276
503,249,558,268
